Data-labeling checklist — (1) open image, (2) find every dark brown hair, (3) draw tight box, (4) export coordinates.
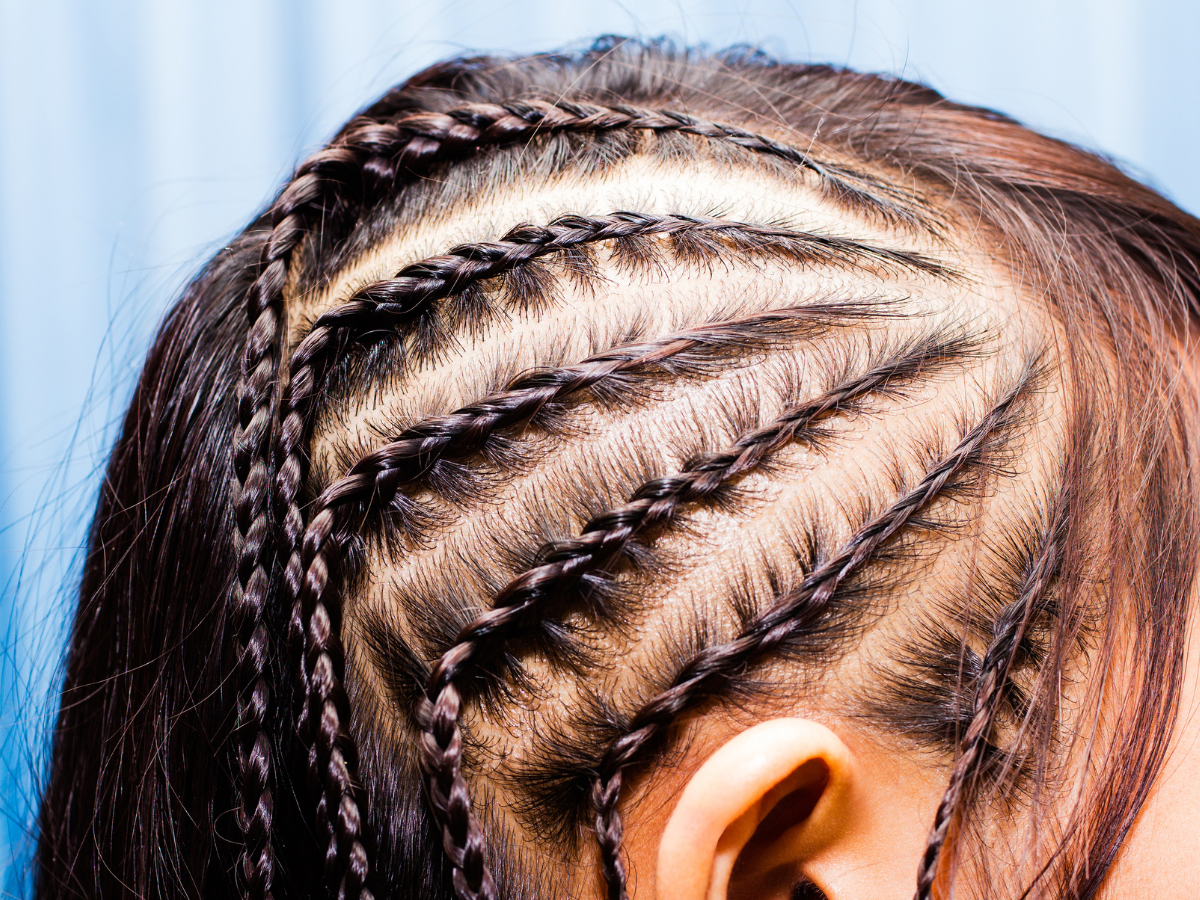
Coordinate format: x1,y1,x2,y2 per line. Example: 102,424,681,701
35,38,1200,900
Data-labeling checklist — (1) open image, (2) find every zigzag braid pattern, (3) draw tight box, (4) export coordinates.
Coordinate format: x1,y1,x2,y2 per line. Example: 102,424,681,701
914,494,1069,900
590,372,1035,900
282,299,880,594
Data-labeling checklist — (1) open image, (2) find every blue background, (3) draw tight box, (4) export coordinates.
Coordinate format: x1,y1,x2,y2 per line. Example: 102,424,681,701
1,0,1197,892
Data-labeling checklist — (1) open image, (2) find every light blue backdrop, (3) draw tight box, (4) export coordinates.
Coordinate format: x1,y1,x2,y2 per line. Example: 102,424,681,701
1,0,1196,892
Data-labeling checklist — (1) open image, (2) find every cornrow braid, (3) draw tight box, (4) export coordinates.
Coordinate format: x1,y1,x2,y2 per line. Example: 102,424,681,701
254,100,932,899
411,329,979,899
296,210,943,345
914,492,1070,900
588,364,1039,900
277,210,946,618
283,303,877,900
316,100,922,225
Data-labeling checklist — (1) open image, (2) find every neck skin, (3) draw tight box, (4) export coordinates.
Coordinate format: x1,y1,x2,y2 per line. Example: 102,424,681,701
1104,549,1200,896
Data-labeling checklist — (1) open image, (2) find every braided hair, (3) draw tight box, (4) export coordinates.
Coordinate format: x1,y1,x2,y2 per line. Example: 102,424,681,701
38,39,1200,900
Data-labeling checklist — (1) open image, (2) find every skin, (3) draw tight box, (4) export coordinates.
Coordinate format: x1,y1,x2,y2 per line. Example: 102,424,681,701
629,716,948,900
1103,605,1200,894
293,154,1200,899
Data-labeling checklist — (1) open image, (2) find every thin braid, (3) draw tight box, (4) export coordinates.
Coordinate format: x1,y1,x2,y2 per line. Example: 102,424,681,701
409,331,974,900
230,208,297,900
590,371,1036,900
259,102,927,898
913,498,1069,900
282,305,864,900
414,687,496,900
321,100,918,222
293,504,374,900
231,116,391,896
292,211,939,352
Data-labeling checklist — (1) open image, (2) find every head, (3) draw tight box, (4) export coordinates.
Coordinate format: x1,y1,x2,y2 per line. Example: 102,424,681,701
36,39,1200,900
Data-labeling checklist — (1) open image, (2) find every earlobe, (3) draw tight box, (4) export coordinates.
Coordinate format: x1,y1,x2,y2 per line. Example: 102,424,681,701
655,719,854,900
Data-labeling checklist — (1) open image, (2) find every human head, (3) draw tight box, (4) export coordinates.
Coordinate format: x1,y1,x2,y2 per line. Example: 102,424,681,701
35,39,1200,900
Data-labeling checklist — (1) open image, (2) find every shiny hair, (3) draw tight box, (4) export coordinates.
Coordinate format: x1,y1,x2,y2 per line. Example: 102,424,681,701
35,39,1200,900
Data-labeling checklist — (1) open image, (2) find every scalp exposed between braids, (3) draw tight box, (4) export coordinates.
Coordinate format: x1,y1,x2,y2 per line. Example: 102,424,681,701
281,178,1054,900
253,99,940,900
275,203,958,900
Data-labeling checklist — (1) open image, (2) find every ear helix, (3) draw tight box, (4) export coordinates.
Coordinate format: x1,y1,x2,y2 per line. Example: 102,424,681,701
656,719,853,900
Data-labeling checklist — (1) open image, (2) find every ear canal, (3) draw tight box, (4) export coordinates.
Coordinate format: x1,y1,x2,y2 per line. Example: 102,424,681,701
722,760,832,900
655,719,853,900
741,758,830,848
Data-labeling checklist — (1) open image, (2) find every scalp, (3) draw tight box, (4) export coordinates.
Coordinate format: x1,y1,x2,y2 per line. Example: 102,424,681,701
300,165,1066,897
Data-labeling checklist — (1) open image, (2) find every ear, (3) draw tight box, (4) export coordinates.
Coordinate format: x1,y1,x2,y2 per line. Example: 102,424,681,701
655,718,853,900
